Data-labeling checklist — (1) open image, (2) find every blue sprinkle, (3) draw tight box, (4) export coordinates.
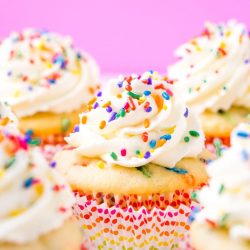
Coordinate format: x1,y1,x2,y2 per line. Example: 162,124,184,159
162,92,170,100
108,112,117,122
146,107,152,112
165,166,188,174
73,125,80,133
144,90,151,96
25,129,34,136
148,70,154,74
48,79,56,84
50,161,57,168
241,149,249,161
189,206,201,223
106,106,112,113
160,134,171,140
184,107,189,118
144,151,151,159
97,91,102,97
149,140,156,148
23,177,34,188
117,82,123,88
237,131,249,138
28,86,33,91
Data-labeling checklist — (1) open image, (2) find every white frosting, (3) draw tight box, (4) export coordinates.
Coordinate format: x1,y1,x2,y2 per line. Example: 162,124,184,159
66,71,205,168
197,123,250,241
0,129,74,243
0,28,99,117
168,20,250,113
0,102,18,127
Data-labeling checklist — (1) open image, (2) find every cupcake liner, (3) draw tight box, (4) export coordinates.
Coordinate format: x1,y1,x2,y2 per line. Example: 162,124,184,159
73,191,201,250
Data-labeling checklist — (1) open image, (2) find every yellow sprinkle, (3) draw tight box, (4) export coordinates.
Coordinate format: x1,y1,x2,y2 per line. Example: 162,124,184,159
220,41,226,49
162,125,176,134
149,149,155,153
143,119,150,128
116,93,122,98
138,96,146,104
163,104,168,110
71,68,80,75
0,117,10,126
46,62,52,68
35,184,44,197
0,169,5,179
97,161,105,169
225,30,231,37
13,90,20,98
102,101,111,108
9,208,26,217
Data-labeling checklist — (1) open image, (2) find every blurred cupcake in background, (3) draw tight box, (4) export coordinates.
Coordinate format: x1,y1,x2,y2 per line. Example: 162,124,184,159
0,125,82,249
0,28,100,145
55,71,209,249
190,123,250,250
168,20,250,145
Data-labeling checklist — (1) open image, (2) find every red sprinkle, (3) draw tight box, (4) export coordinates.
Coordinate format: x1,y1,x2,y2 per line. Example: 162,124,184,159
128,97,136,110
142,132,148,142
121,149,126,156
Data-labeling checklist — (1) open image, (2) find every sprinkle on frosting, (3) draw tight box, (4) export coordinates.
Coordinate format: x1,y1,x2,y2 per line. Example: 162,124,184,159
66,71,205,168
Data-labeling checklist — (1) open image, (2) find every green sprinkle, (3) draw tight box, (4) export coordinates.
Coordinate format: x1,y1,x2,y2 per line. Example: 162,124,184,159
135,149,140,155
61,118,70,132
116,113,120,118
219,213,229,227
5,156,16,169
127,91,141,99
110,152,118,160
188,87,192,94
136,166,151,178
120,108,126,117
191,191,197,200
28,138,41,146
189,130,200,137
218,184,225,194
184,136,190,142
214,138,222,157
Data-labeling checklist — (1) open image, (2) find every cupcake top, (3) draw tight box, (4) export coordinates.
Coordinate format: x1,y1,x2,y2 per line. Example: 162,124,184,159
0,128,74,244
67,71,205,168
0,102,18,128
196,123,250,241
0,28,99,117
168,20,250,113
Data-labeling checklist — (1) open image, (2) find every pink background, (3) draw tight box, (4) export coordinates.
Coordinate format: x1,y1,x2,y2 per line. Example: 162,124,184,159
1,0,250,73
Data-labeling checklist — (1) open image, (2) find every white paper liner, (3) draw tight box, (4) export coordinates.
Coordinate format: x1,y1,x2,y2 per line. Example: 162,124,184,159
73,193,200,250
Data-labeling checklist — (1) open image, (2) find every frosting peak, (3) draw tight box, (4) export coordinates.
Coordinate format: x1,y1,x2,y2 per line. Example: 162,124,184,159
197,123,250,241
66,71,205,168
168,20,250,113
0,128,74,243
0,28,99,117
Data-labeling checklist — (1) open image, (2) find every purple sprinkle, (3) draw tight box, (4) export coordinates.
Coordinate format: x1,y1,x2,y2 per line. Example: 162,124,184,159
144,151,151,159
28,86,33,91
73,125,80,133
97,91,102,97
146,106,152,112
7,71,12,76
147,78,152,85
93,102,99,109
50,161,57,168
184,107,189,118
108,112,117,122
244,59,249,64
117,82,123,88
106,106,112,113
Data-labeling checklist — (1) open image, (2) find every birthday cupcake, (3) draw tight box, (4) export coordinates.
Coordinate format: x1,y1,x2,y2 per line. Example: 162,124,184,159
0,125,83,250
55,71,209,249
168,20,250,145
190,123,250,250
0,28,100,145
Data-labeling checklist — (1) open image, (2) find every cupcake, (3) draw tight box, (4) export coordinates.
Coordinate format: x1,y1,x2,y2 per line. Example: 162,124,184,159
190,123,250,250
0,28,100,145
0,126,82,249
168,20,250,145
55,71,209,249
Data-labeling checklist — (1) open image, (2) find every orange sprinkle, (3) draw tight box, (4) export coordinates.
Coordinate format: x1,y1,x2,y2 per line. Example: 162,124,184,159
125,84,132,91
128,97,136,110
88,97,97,105
81,116,87,124
117,93,122,98
0,117,10,126
99,120,106,129
144,119,150,128
102,101,111,108
152,94,163,110
156,139,166,148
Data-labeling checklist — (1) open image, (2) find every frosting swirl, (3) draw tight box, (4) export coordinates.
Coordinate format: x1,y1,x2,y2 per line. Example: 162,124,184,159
0,28,99,117
67,71,204,168
168,20,250,113
0,128,74,243
196,123,250,241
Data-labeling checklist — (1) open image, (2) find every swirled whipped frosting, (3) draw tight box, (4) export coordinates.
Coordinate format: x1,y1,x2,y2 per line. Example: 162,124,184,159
0,128,74,244
196,123,250,241
66,71,205,168
0,102,18,128
0,28,99,117
168,20,250,113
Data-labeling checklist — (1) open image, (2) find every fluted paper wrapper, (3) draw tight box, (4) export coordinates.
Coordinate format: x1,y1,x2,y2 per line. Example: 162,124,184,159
73,190,200,249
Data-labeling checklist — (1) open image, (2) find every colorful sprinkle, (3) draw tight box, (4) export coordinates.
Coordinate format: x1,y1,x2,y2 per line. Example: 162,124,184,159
110,152,118,161
189,130,200,137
